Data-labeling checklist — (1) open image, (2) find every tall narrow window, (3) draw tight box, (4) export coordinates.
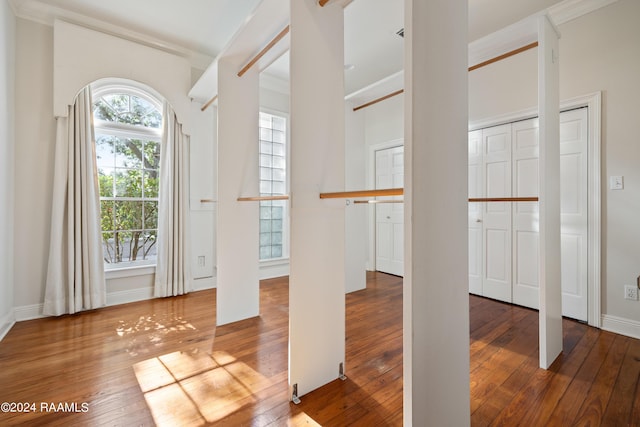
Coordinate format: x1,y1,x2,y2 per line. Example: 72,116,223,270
92,85,163,267
259,112,288,260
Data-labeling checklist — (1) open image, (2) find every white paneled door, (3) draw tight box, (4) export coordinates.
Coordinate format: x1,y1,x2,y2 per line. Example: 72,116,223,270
512,118,540,309
375,146,404,276
468,108,589,321
559,108,589,321
481,125,513,303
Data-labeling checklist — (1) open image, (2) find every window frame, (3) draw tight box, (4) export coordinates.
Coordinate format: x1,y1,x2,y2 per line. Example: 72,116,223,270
258,109,290,262
91,80,164,271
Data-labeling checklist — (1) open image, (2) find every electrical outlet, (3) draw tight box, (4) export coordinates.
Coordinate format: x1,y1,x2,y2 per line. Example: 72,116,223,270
624,285,638,301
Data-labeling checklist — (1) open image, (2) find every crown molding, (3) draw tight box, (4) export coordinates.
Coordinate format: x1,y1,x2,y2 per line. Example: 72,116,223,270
8,0,213,70
549,0,619,25
469,0,619,68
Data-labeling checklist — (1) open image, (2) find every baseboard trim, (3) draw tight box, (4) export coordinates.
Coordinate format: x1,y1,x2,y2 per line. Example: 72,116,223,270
259,261,289,280
192,277,216,292
14,303,45,322
601,314,640,340
0,310,16,341
106,287,154,307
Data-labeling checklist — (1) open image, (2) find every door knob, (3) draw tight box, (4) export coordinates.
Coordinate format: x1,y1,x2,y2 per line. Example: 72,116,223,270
476,219,482,223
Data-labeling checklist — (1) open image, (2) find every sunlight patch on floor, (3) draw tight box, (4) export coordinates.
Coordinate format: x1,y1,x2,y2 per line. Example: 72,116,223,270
133,349,294,425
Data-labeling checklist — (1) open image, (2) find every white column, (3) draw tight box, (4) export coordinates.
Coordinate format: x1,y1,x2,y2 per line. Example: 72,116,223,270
538,14,562,369
288,0,346,398
216,60,260,326
404,0,470,425
345,102,367,293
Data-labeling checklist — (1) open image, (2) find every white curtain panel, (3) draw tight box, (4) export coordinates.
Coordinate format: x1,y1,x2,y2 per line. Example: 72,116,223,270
155,102,192,297
43,87,106,316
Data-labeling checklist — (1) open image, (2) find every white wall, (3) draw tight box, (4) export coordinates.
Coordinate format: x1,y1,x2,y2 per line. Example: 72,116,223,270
260,86,289,115
364,93,404,146
0,0,16,340
13,19,56,312
12,18,216,319
469,0,640,332
189,102,216,291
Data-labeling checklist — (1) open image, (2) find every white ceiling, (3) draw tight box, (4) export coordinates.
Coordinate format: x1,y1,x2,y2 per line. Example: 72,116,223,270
15,0,566,95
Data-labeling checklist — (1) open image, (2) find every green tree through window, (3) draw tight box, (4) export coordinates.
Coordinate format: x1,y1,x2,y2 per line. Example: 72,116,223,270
92,88,163,266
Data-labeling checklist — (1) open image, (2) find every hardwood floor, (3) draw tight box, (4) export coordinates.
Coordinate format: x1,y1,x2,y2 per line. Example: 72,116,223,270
0,272,639,426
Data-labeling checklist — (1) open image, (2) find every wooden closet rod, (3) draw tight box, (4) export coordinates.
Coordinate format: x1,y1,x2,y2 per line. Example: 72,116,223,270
353,90,404,112
200,95,218,112
319,0,331,6
468,41,539,72
353,199,403,204
237,26,290,78
320,189,537,203
237,195,290,202
352,197,537,203
353,41,539,112
469,197,539,203
320,188,403,199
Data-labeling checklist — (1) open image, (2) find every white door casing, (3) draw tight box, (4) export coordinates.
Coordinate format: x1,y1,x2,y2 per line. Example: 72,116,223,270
468,129,483,295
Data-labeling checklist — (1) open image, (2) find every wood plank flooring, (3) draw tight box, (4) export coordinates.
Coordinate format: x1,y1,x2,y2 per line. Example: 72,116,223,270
0,272,639,426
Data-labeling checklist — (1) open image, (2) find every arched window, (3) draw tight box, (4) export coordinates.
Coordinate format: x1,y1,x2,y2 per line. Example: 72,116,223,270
92,82,163,267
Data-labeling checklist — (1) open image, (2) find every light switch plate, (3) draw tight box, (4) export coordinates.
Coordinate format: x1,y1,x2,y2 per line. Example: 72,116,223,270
610,176,624,190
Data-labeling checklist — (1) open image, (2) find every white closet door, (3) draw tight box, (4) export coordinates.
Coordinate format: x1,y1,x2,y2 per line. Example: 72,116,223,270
512,118,540,309
482,125,512,302
468,129,483,295
560,108,588,321
468,111,588,321
375,146,404,276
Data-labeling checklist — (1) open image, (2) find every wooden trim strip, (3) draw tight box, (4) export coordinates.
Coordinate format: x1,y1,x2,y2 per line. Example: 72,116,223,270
320,188,404,199
353,199,403,204
237,195,290,202
352,42,538,112
353,89,404,112
469,197,539,202
468,42,539,72
237,26,290,78
321,189,537,202
200,95,218,112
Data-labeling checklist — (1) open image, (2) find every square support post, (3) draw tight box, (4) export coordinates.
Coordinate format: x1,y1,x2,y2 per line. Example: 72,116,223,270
538,15,563,369
404,0,470,424
288,0,346,398
216,60,260,326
